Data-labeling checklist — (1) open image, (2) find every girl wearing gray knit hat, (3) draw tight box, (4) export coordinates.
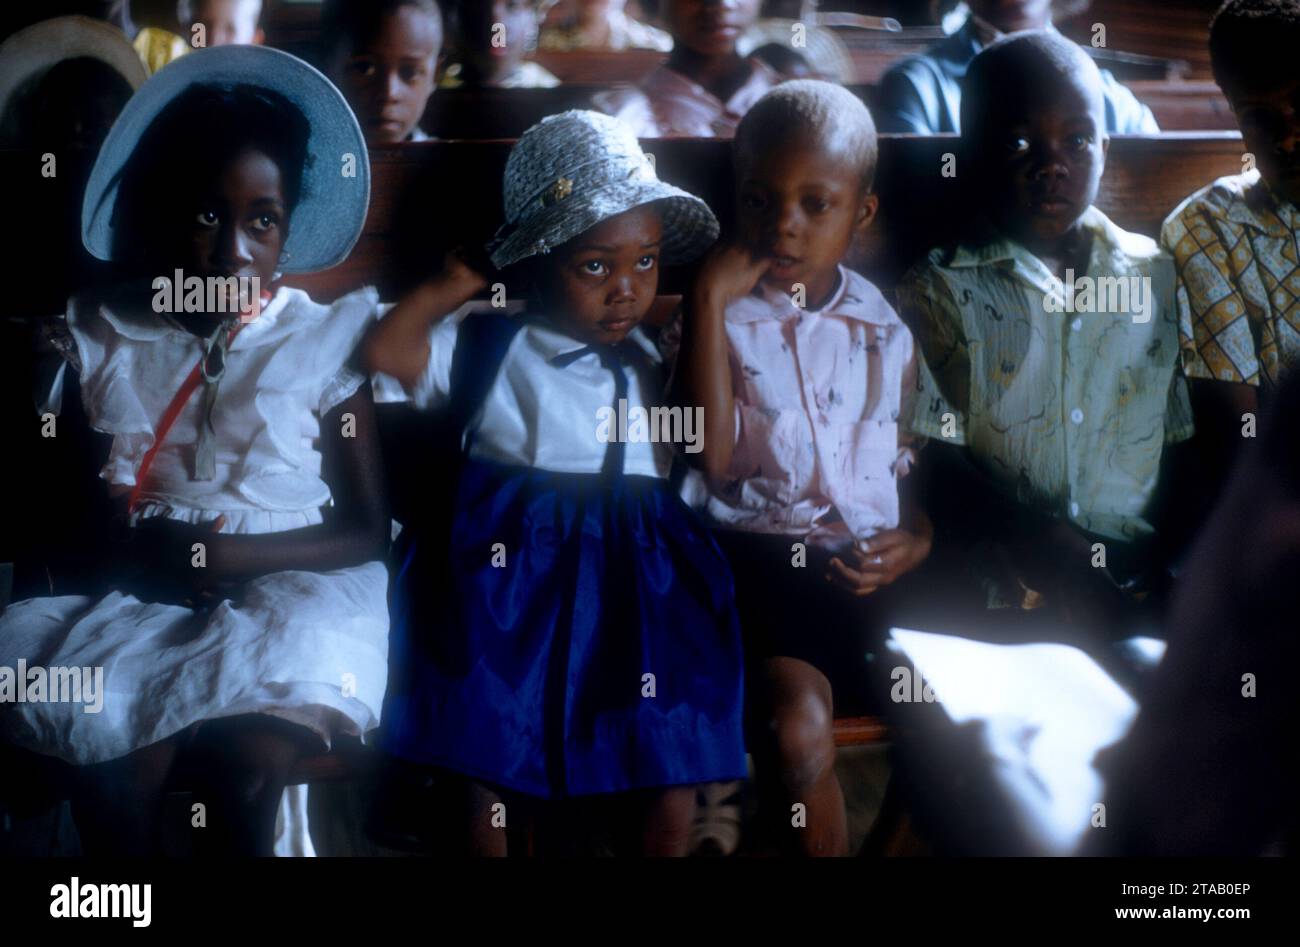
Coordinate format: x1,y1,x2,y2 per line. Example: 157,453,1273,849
366,110,745,854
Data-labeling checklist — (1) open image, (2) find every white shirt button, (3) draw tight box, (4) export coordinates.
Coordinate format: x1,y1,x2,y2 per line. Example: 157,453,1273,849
1071,317,1083,332
1070,408,1084,424
1069,501,1080,517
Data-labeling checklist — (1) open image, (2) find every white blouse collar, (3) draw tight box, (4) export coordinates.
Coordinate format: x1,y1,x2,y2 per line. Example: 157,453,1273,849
526,317,663,365
94,284,295,346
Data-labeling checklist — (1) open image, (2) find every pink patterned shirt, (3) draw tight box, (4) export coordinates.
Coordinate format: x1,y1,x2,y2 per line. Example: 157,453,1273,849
665,266,919,548
595,59,781,138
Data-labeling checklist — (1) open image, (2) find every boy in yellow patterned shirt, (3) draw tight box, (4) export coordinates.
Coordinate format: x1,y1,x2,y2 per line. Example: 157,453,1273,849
1161,0,1300,504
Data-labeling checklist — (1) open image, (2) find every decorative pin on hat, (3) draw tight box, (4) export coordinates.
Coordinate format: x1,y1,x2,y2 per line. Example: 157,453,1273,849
487,110,719,270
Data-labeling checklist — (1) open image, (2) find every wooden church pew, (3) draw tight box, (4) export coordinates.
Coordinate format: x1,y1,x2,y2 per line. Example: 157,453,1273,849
282,132,1248,305
534,48,666,85
419,76,1237,142
284,131,1245,766
1124,80,1234,131
421,84,610,140
0,132,1250,781
846,80,1236,132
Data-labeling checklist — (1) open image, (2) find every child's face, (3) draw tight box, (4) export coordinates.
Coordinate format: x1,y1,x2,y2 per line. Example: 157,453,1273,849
333,7,441,144
1229,78,1300,206
665,0,760,58
189,0,263,46
539,205,663,346
982,77,1107,248
966,0,1052,32
736,141,876,303
456,1,541,82
174,146,287,315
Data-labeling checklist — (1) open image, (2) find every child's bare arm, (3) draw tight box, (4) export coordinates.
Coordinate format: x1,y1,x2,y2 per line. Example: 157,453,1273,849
364,250,489,386
673,244,769,480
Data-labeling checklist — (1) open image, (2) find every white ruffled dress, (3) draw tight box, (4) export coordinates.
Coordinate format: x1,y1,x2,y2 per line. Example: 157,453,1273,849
0,285,391,855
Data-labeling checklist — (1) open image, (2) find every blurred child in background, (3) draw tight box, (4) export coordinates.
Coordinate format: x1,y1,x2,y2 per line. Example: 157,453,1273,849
876,0,1157,134
540,0,673,51
323,0,443,143
597,0,778,137
134,0,265,74
440,0,560,89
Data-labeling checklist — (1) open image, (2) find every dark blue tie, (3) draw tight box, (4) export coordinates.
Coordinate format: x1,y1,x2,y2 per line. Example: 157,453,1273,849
552,342,639,479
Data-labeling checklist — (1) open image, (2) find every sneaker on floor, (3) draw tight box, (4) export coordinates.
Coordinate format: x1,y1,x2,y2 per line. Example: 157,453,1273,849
690,780,744,856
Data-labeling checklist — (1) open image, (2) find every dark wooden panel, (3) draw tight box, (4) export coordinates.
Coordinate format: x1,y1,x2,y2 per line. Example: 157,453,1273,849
422,85,611,140
851,79,1236,132
533,48,667,85
1057,0,1220,81
1125,80,1234,131
273,133,1245,303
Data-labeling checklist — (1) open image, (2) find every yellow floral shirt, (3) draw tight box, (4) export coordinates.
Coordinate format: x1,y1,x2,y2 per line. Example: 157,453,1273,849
132,26,189,76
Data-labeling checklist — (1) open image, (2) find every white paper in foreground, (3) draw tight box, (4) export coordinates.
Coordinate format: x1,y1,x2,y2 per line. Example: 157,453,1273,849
887,628,1143,855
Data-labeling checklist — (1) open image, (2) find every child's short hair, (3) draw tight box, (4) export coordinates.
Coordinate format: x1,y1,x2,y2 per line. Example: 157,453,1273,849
320,0,443,58
113,83,311,258
1209,0,1300,99
960,30,1104,145
733,80,879,191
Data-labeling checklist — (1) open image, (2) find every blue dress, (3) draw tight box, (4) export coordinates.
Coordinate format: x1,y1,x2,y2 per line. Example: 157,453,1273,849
380,316,746,798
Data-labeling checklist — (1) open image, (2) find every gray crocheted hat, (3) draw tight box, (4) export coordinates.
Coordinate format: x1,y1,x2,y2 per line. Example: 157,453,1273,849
488,109,719,270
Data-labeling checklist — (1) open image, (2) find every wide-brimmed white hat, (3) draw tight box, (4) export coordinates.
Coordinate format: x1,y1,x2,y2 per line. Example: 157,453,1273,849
81,45,370,274
0,15,148,146
488,109,719,270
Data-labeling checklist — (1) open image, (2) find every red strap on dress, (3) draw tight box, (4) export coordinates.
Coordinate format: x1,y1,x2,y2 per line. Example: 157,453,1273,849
126,291,271,515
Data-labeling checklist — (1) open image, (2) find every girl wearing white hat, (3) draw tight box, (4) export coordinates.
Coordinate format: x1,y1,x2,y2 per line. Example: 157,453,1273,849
0,46,389,857
366,109,745,854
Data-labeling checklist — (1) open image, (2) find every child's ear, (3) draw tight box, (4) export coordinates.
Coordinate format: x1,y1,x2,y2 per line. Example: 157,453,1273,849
254,27,265,46
855,192,880,232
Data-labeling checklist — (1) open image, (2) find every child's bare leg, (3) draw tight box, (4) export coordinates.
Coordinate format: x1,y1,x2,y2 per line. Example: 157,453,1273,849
187,714,313,856
69,738,179,856
635,786,696,856
459,779,509,856
754,656,847,856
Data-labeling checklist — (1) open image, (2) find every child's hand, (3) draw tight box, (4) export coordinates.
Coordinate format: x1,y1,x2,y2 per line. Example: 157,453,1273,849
129,516,234,604
826,528,932,597
692,243,771,309
440,246,493,297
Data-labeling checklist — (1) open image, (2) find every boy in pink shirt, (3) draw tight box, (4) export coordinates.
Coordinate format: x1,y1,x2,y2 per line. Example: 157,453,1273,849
670,81,933,855
596,0,779,137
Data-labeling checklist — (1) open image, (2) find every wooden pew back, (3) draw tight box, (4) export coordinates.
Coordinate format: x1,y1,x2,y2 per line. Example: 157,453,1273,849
1123,80,1234,131
422,80,1237,141
278,133,1246,304
422,85,609,140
